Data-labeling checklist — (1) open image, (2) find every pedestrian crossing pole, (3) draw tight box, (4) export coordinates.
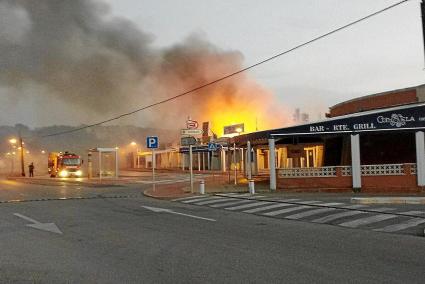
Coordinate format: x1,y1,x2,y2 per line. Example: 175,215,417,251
152,149,155,191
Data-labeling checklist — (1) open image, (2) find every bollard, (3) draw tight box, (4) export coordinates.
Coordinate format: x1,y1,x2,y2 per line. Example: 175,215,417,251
248,179,255,195
199,180,205,195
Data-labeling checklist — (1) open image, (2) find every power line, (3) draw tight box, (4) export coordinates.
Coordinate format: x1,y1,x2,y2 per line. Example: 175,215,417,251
35,0,410,139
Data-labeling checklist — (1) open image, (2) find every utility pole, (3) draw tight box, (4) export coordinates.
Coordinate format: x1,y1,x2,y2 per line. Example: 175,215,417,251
19,135,25,177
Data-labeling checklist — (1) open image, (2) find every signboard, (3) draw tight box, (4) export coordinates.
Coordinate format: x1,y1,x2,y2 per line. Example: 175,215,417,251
146,136,159,149
270,104,425,137
208,142,221,151
181,136,197,146
202,122,210,143
181,129,203,136
224,123,244,135
186,120,198,129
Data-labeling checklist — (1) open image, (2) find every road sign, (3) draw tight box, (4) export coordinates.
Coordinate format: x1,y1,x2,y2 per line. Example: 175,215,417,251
208,142,220,151
181,129,203,136
146,136,159,149
186,120,198,129
181,136,197,146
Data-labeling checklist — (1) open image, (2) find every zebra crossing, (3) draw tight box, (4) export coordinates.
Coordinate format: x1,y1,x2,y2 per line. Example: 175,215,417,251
172,194,425,236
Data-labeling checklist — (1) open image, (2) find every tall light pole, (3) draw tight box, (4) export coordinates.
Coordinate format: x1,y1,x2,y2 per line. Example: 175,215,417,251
19,136,25,177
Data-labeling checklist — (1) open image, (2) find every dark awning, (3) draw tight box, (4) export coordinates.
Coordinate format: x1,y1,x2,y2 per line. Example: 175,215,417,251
233,102,425,146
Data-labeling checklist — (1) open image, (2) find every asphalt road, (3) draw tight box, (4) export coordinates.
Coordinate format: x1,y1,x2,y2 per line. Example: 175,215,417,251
0,180,425,283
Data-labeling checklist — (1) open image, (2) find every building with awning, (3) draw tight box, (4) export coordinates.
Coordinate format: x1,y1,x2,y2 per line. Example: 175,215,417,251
232,84,425,192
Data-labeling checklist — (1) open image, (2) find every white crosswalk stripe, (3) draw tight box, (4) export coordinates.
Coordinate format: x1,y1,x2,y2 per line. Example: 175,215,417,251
171,195,210,202
194,198,236,205
243,203,294,213
225,201,272,211
263,205,310,216
312,210,367,224
209,200,253,208
296,201,322,205
182,197,222,204
338,214,398,228
398,211,425,216
285,208,337,220
374,218,425,232
173,196,425,235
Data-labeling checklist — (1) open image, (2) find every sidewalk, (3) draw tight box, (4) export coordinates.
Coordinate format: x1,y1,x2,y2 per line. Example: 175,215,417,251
143,179,425,204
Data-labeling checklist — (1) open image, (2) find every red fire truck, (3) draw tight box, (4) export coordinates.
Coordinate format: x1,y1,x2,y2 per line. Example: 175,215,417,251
48,152,83,178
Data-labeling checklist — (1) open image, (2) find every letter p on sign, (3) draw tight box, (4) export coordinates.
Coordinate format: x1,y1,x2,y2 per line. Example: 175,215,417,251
147,136,159,149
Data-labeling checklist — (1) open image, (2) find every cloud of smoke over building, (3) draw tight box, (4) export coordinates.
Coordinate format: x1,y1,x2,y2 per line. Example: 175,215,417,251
0,0,289,133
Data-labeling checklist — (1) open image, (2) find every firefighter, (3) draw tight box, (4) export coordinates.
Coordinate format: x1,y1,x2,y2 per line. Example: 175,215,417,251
28,162,34,177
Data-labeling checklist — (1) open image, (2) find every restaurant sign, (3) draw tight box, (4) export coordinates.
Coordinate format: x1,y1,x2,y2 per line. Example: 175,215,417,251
270,104,425,136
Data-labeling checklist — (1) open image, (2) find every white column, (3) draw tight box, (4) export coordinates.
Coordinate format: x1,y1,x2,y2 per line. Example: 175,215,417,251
351,134,361,189
247,141,252,179
221,148,226,172
207,152,210,170
416,131,425,186
268,139,276,191
240,148,244,173
99,152,102,180
182,153,185,171
198,152,201,171
115,150,119,178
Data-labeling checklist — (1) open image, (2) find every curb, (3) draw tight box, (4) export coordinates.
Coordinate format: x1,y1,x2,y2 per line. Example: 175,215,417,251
351,197,425,205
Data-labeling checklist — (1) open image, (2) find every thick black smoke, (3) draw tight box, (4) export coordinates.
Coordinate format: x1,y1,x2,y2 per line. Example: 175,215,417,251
0,0,288,130
0,0,155,113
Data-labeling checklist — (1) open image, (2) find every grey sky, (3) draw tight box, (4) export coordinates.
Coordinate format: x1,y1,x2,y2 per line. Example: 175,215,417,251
105,0,424,114
0,0,424,127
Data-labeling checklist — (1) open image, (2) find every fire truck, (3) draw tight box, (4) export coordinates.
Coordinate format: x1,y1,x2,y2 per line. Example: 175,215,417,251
48,152,83,178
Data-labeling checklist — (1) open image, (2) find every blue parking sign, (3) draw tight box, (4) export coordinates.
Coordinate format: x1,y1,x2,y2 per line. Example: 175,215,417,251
146,136,159,149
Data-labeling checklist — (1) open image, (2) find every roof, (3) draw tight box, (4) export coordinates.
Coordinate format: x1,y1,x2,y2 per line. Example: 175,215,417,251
329,83,425,110
232,102,425,145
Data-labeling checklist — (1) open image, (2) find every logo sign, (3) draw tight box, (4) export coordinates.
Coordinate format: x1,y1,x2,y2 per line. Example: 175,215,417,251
146,136,159,149
181,129,203,136
186,120,198,129
181,136,197,146
376,113,415,128
224,123,244,135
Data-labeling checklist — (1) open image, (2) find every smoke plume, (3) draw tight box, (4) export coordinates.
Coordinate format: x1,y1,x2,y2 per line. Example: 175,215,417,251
0,0,289,134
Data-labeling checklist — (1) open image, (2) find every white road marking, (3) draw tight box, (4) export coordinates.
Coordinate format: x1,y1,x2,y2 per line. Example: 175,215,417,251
225,201,272,211
13,213,63,234
285,208,337,220
263,205,310,216
142,206,216,222
296,201,322,205
194,198,236,205
340,205,368,209
243,203,294,213
312,211,367,224
367,207,395,212
398,211,425,216
338,214,397,228
182,197,222,203
374,218,425,232
172,195,210,202
210,200,253,208
315,202,344,207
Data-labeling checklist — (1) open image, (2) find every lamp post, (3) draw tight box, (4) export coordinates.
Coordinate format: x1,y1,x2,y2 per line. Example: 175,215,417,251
130,141,139,168
19,136,25,176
